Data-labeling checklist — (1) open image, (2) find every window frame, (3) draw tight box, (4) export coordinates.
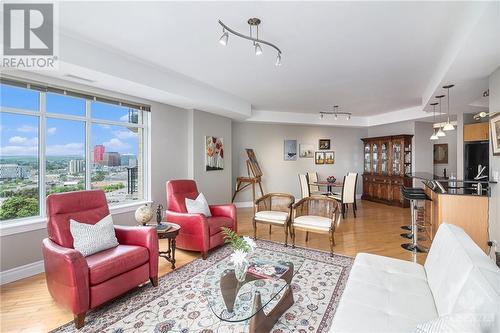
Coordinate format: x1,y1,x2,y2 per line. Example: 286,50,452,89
0,84,151,232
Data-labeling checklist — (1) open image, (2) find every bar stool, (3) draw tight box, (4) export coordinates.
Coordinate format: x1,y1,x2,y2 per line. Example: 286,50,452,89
401,186,429,253
400,187,425,233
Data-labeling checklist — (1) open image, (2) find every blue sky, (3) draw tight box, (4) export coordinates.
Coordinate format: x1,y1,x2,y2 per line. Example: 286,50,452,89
1,84,139,157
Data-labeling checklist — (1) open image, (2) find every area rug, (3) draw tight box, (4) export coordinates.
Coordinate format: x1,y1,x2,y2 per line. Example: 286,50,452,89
51,240,353,333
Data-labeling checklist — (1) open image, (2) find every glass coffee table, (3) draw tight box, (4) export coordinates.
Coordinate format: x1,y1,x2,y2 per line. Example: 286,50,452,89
204,250,304,333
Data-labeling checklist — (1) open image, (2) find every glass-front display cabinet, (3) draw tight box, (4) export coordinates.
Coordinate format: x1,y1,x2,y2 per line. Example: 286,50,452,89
361,135,413,207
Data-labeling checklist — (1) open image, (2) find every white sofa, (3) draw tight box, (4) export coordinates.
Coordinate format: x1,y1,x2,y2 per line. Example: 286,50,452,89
330,223,500,332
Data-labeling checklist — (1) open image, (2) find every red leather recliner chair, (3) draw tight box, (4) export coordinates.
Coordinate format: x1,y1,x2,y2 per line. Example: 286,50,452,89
42,190,158,329
165,180,237,259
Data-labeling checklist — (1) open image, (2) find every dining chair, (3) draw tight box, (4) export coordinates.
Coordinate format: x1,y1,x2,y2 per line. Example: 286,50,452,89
299,174,310,199
253,193,295,246
329,173,358,218
307,172,321,194
291,196,340,256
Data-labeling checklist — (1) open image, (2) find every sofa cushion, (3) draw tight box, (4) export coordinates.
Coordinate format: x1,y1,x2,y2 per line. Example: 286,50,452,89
86,244,149,285
255,210,288,224
330,253,438,332
207,216,233,236
293,215,332,231
424,223,500,319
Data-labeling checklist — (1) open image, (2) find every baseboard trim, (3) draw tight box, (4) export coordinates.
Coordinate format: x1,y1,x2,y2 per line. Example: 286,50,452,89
234,201,253,208
0,260,44,285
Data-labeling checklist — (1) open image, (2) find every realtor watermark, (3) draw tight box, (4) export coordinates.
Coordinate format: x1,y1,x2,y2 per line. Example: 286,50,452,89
2,2,58,70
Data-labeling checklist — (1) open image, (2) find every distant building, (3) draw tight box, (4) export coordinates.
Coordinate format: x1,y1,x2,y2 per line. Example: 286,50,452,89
0,164,30,180
93,145,105,164
121,154,137,167
68,160,84,174
103,152,121,166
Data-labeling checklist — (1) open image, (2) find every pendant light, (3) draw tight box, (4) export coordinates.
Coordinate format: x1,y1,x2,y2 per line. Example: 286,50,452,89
435,95,446,137
443,84,455,131
430,102,439,140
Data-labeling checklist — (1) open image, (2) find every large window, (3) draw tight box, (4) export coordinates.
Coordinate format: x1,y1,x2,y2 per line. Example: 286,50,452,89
0,82,149,222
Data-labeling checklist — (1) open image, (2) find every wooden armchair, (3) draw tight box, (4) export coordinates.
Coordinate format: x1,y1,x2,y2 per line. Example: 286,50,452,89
291,196,340,256
253,193,295,246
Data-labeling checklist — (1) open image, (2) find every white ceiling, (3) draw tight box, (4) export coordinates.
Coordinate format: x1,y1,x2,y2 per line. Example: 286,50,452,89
56,1,500,119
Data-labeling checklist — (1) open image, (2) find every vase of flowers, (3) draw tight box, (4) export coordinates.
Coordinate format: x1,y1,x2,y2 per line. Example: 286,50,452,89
222,227,256,282
327,176,337,183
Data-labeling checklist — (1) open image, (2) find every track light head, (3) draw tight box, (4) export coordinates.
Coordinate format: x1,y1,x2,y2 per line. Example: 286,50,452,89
443,122,455,131
347,114,351,120
319,113,324,119
436,127,446,137
219,31,228,46
275,53,282,66
255,43,263,56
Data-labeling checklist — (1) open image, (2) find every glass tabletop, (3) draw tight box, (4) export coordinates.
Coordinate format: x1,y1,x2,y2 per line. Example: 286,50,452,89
203,249,304,322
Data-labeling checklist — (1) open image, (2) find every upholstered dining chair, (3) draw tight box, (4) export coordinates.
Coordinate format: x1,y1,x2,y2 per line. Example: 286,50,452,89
307,172,324,195
42,190,159,329
299,174,327,199
253,193,295,246
291,196,340,256
329,173,358,218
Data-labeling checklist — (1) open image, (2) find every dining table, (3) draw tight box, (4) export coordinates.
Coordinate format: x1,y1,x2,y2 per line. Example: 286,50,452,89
311,181,343,194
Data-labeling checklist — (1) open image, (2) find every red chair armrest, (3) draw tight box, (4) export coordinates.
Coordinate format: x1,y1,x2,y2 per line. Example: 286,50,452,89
209,204,237,232
41,238,89,315
114,225,159,279
165,210,209,234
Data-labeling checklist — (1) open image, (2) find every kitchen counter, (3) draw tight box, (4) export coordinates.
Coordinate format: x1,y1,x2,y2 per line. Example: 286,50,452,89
409,173,495,197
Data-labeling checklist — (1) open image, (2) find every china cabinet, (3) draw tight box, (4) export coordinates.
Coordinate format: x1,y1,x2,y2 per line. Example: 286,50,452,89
361,134,413,207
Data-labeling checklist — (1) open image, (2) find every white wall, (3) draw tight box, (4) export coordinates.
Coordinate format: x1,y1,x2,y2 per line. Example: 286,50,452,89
367,120,415,137
433,129,458,177
189,110,232,204
488,66,500,258
231,122,366,202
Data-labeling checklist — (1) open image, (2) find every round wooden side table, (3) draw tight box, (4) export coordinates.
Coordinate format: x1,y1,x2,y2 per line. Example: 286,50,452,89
153,222,180,269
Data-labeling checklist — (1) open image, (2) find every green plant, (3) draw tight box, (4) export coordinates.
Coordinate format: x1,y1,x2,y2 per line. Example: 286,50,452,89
221,227,252,252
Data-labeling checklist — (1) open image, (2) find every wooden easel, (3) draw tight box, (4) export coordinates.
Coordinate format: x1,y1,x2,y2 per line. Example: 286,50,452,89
232,149,264,204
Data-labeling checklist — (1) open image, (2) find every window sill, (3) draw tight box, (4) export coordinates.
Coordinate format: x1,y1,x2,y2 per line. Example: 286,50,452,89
0,200,152,237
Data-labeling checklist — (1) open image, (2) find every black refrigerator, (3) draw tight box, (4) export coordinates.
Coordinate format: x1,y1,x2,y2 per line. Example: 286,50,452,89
464,141,489,180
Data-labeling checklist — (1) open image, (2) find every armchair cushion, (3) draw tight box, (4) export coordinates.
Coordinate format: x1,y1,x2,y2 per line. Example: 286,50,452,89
293,215,332,231
208,216,234,236
86,245,149,285
70,214,118,257
255,210,289,223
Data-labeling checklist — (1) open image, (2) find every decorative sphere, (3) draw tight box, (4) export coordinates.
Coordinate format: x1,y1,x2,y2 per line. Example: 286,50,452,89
135,204,153,225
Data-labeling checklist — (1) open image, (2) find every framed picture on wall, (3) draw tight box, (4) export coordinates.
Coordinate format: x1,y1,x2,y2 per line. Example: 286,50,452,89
319,139,330,150
325,151,335,164
205,136,224,171
315,151,325,164
299,144,314,158
433,144,448,164
491,113,500,155
284,139,297,161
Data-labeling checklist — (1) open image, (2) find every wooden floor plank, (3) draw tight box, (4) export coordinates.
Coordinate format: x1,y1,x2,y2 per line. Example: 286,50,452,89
0,200,427,332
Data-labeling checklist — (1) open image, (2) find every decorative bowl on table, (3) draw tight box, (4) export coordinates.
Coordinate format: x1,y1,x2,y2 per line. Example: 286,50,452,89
326,176,336,183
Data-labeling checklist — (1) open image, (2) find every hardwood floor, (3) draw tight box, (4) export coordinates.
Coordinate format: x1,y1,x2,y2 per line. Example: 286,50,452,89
0,200,428,333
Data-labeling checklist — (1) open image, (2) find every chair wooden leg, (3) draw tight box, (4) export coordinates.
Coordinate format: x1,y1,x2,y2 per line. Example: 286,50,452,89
201,251,208,260
284,223,288,247
150,276,158,287
305,231,309,242
291,226,296,248
74,312,86,329
269,225,272,235
353,205,357,218
329,229,335,257
354,200,357,211
252,218,257,240
342,204,346,219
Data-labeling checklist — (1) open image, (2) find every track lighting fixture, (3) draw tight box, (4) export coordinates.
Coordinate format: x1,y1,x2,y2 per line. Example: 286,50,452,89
442,84,455,131
319,105,352,120
218,18,283,66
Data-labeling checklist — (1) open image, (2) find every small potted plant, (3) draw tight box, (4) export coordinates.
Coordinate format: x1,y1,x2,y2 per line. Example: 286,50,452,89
222,227,256,282
327,176,337,183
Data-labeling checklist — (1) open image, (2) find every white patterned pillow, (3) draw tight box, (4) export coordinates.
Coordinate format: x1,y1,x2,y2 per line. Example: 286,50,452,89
70,214,119,257
185,192,212,217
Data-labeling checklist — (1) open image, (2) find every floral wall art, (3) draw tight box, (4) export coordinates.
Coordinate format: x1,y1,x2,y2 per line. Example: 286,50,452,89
205,136,224,171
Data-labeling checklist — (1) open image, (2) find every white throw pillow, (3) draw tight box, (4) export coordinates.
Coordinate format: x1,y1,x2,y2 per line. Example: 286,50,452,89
185,192,212,217
70,214,119,257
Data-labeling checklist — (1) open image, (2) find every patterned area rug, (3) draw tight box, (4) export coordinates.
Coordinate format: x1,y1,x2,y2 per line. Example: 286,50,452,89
51,241,353,333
